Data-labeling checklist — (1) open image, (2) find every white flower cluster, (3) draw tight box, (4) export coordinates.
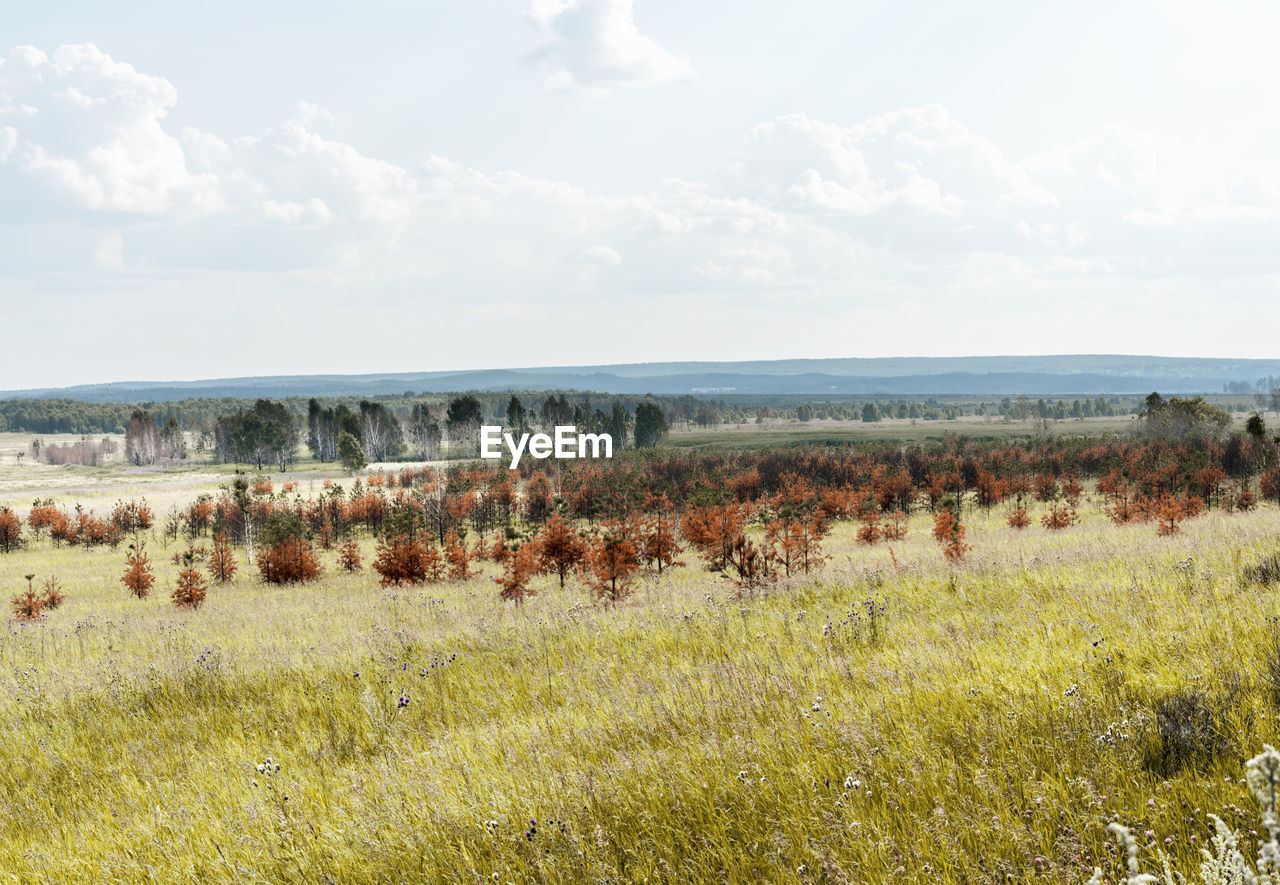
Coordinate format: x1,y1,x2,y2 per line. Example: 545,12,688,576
1087,745,1280,884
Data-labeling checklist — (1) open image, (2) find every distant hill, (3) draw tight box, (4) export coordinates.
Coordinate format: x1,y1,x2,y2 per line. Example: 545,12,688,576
3,355,1279,402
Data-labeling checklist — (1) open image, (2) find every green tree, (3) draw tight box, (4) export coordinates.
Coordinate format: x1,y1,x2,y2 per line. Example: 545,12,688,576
1246,412,1266,443
407,403,442,461
633,402,668,448
608,399,630,449
505,396,528,436
1139,394,1232,441
125,410,158,466
358,400,404,462
542,394,572,429
252,399,300,471
160,416,187,460
446,395,484,457
338,431,367,472
307,399,340,462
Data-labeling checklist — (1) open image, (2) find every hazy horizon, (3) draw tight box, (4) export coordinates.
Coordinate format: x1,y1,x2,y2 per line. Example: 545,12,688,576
5,353,1280,401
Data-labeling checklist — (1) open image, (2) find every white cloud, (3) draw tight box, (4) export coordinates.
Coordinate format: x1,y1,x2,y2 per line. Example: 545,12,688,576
1027,126,1280,227
5,41,1280,368
526,0,694,92
578,244,621,264
0,43,219,214
262,198,335,226
742,107,1056,220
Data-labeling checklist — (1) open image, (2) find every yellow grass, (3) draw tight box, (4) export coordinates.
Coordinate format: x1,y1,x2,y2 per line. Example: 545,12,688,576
1,481,1279,882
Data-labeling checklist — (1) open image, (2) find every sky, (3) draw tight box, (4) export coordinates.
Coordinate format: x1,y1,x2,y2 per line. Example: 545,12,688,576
2,0,1280,388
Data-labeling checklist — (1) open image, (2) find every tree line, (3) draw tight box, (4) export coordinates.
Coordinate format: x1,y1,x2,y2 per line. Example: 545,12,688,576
6,388,1265,447
115,394,670,469
0,391,674,437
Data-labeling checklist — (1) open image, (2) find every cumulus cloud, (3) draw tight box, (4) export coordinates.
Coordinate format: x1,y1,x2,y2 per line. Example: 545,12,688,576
526,0,694,92
4,41,1280,341
0,44,220,214
741,107,1056,221
1027,126,1280,228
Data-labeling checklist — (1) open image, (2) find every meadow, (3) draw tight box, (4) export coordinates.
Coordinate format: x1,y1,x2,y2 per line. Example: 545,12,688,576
2,437,1280,883
664,414,1149,448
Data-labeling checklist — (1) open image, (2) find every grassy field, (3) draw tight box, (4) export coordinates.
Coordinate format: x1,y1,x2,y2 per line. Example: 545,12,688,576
666,415,1147,448
3,458,1280,883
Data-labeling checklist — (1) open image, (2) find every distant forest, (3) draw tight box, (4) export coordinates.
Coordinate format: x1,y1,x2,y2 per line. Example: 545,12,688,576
8,356,1280,401
2,389,1270,439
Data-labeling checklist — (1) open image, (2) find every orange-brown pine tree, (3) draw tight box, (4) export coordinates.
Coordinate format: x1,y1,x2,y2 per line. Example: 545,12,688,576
122,542,156,599
680,503,743,572
338,536,363,572
256,513,322,584
495,542,538,604
640,497,684,575
172,549,208,609
13,574,43,621
0,507,24,553
209,532,238,583
587,522,640,602
535,512,587,588
725,535,777,594
1040,503,1075,530
881,511,908,541
933,509,970,563
1007,507,1031,529
443,529,473,581
40,576,65,611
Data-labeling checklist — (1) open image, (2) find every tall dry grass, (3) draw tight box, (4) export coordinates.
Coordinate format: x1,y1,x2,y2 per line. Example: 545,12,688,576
1,492,1280,882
